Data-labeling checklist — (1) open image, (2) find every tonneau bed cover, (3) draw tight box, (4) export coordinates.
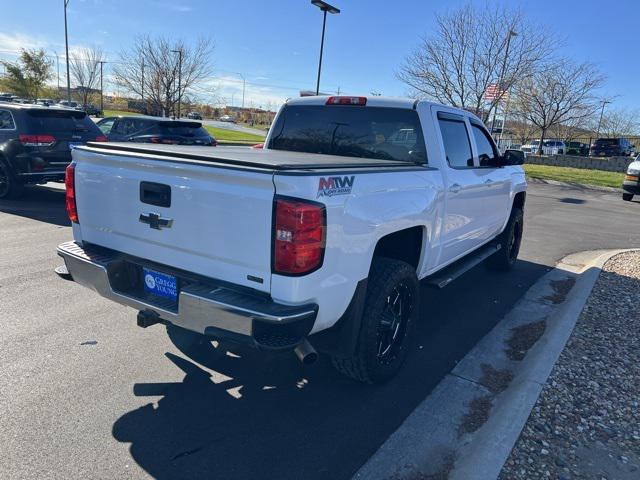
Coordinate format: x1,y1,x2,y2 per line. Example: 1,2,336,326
79,142,418,171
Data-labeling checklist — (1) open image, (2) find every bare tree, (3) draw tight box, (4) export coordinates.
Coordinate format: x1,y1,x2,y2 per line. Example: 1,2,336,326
112,36,214,117
69,46,105,106
597,107,640,137
513,61,604,154
397,4,554,122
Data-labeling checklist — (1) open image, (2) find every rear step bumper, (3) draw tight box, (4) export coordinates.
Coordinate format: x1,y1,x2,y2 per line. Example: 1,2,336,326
57,241,317,350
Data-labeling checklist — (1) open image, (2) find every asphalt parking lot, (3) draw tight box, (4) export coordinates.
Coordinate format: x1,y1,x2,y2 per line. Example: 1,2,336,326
1,182,640,480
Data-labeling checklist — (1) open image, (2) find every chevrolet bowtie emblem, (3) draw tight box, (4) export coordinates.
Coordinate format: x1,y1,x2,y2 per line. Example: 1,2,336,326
139,213,173,230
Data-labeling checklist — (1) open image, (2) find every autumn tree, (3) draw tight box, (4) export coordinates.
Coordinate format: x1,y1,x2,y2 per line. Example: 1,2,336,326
513,61,604,153
1,49,53,100
69,46,105,106
112,36,214,117
398,4,553,122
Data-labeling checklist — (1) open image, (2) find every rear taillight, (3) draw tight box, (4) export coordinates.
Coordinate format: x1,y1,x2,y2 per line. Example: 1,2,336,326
273,198,326,275
65,163,78,223
325,96,367,106
19,134,56,147
95,135,107,142
252,143,264,149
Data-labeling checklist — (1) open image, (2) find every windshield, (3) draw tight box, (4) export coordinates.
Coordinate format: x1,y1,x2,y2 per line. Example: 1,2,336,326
268,105,427,163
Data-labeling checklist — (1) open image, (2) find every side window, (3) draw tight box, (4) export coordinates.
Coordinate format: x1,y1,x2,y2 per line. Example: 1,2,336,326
471,123,499,166
114,118,133,135
0,110,16,130
97,118,115,135
438,113,473,168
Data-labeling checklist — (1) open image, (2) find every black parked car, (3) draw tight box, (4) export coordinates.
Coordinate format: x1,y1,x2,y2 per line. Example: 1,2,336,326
565,141,589,156
0,104,106,199
187,111,202,120
589,138,634,157
82,103,102,116
96,115,217,146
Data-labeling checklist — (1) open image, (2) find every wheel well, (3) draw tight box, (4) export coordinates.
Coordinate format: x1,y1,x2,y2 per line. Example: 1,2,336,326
372,226,423,269
513,192,526,211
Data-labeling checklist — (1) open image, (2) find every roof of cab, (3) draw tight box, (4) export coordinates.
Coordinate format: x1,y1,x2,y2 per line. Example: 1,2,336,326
283,95,482,122
286,95,418,109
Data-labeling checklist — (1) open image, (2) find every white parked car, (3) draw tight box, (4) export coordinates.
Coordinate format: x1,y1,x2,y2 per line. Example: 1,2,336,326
623,158,640,201
57,95,527,383
542,141,566,155
521,140,541,154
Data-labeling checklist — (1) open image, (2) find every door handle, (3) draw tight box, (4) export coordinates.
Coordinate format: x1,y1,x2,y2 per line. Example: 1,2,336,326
449,183,461,193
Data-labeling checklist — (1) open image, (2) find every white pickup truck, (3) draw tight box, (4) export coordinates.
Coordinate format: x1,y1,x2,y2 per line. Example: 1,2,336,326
57,96,526,383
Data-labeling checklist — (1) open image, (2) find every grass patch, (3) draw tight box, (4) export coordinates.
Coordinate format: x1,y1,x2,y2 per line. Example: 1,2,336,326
524,164,624,189
204,126,265,143
102,109,139,117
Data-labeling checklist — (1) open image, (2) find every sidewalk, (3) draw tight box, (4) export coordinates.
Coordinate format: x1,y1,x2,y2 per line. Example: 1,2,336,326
499,251,640,479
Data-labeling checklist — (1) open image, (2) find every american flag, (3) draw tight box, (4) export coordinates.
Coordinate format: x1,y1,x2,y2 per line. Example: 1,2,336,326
484,83,508,101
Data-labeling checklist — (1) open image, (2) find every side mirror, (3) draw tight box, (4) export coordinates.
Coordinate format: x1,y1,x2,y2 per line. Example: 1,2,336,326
502,149,525,165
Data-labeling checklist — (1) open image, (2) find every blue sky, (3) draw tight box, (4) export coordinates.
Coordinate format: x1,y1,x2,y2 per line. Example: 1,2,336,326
1,0,638,110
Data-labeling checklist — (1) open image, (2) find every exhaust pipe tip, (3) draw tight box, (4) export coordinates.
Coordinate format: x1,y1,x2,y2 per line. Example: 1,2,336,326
295,339,318,365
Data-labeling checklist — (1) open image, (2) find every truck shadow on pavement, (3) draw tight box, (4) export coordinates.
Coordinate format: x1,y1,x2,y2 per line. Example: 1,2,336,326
0,185,69,227
111,259,550,480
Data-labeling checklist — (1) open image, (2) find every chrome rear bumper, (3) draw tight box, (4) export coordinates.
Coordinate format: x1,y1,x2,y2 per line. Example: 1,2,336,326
56,241,317,349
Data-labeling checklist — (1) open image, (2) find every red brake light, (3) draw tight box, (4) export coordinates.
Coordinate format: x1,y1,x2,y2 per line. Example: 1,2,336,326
325,96,367,106
95,135,107,142
65,163,78,223
273,198,325,275
19,134,56,146
252,143,264,149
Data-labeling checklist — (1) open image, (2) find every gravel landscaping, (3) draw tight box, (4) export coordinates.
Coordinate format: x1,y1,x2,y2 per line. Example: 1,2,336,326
499,251,640,480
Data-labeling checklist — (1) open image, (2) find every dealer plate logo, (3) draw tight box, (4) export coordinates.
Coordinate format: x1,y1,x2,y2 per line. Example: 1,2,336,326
317,176,355,198
144,273,156,289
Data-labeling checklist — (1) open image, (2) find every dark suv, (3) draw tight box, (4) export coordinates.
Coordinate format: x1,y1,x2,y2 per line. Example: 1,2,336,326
0,103,106,198
96,115,216,146
589,138,634,157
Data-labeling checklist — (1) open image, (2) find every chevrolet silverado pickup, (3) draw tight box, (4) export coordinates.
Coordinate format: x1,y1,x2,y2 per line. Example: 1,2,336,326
57,96,526,383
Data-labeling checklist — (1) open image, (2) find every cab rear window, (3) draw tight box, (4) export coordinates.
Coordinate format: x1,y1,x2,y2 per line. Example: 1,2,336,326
268,105,427,163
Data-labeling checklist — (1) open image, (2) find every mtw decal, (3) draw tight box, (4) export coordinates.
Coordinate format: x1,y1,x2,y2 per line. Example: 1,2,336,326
317,176,355,198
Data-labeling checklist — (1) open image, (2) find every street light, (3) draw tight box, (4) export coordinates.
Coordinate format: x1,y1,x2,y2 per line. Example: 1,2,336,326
99,60,106,115
311,0,340,95
490,29,518,138
237,72,245,109
596,99,611,138
64,0,71,102
171,49,183,117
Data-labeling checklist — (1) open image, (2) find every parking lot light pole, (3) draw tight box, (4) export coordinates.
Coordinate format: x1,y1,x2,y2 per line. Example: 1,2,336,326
596,99,611,138
172,49,183,117
99,60,105,115
490,29,517,138
236,72,245,109
311,0,340,95
64,0,71,102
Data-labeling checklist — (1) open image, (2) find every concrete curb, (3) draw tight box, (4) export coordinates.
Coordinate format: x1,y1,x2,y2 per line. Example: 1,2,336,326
354,249,634,480
526,177,620,193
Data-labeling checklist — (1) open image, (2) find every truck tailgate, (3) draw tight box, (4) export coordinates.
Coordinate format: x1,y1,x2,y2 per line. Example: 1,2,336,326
72,147,274,292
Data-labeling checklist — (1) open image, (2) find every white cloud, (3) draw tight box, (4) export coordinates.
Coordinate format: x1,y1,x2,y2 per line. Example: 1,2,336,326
200,75,296,109
0,32,53,54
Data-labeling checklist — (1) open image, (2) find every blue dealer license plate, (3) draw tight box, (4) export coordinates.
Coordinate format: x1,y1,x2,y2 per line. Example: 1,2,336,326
143,268,178,302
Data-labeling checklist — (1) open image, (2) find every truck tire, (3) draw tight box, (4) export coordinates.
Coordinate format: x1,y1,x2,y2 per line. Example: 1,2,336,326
0,158,24,199
623,193,634,201
485,207,524,272
332,257,419,384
